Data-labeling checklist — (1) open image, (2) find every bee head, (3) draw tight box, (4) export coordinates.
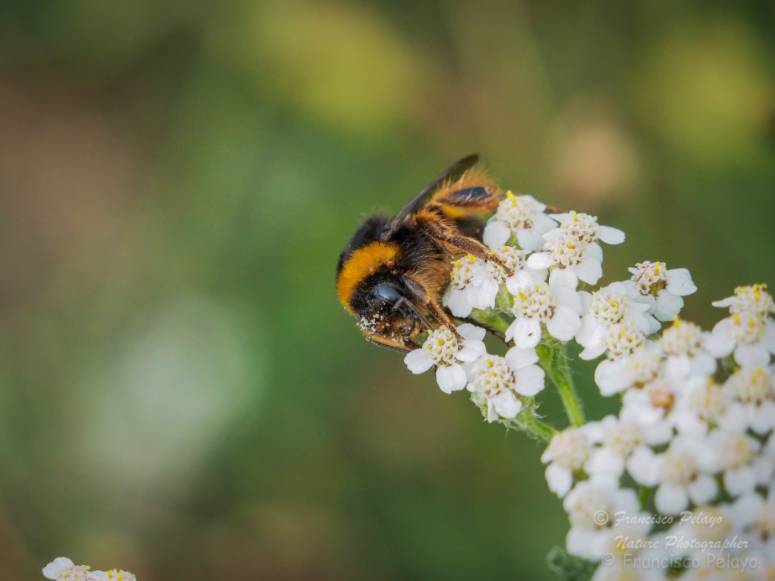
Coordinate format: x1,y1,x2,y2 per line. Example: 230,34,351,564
356,277,429,339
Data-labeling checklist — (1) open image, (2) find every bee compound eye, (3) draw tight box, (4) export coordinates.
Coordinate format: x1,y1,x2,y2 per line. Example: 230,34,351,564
372,282,403,304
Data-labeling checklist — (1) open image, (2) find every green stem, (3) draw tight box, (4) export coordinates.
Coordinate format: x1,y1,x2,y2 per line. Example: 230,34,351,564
537,340,585,427
469,308,510,335
503,411,556,443
639,485,651,511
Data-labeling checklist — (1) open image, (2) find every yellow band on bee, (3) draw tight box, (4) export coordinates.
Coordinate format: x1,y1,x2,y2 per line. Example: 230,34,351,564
439,204,489,220
337,241,400,310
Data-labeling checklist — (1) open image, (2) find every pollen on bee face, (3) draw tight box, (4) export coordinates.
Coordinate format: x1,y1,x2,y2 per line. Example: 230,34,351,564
357,314,382,334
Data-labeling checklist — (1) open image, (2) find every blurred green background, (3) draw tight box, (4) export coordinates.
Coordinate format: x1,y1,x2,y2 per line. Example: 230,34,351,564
0,1,773,579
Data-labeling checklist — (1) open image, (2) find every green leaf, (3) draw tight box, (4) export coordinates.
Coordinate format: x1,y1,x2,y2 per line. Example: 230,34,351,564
546,546,597,581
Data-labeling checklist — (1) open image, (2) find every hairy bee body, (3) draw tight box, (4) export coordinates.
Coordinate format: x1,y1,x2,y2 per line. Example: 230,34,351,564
336,155,507,351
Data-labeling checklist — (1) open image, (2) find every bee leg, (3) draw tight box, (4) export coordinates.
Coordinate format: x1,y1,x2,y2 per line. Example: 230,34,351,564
392,296,433,331
419,219,514,276
402,276,461,338
426,298,461,338
364,333,416,352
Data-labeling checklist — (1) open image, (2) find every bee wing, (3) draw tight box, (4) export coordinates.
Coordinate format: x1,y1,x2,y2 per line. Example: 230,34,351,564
380,153,479,240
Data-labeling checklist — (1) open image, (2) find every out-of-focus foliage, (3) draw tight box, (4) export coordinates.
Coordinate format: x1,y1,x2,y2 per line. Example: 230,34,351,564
0,1,772,579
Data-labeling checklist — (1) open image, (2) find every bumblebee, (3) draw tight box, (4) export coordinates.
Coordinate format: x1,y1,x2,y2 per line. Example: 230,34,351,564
336,154,511,351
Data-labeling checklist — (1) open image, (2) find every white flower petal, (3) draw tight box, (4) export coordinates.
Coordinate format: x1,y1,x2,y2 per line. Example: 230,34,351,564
711,296,735,308
546,463,573,497
436,363,467,394
627,447,659,486
584,242,604,262
444,289,473,318
492,390,522,419
664,355,691,380
483,220,510,249
724,467,756,497
516,228,543,251
457,340,486,362
751,401,775,434
43,558,75,580
549,267,579,290
575,258,602,285
579,343,607,361
404,349,434,374
765,319,775,350
586,448,625,478
655,484,688,514
704,319,735,358
457,323,486,341
732,493,764,526
505,346,539,370
691,352,717,377
687,474,717,505
594,359,633,396
534,212,556,232
506,270,536,295
665,268,697,296
514,364,545,396
553,286,583,313
547,307,581,342
513,317,542,348
527,252,553,269
598,225,625,244
735,344,770,368
653,290,684,322
567,527,610,560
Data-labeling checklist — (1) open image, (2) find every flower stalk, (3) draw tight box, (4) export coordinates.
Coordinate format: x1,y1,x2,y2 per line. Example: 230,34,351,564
504,408,556,442
537,340,585,427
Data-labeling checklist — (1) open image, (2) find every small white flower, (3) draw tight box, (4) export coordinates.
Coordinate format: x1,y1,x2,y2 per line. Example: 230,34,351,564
443,248,545,317
443,254,490,318
527,233,603,289
594,343,664,396
734,483,775,565
506,272,583,348
494,244,547,288
563,478,640,560
99,570,137,581
527,212,625,289
619,378,676,447
404,324,486,393
467,351,545,422
42,558,96,581
722,365,775,435
709,430,773,497
483,191,556,251
541,427,593,497
585,415,659,485
576,282,657,361
665,505,739,565
628,261,697,321
551,211,626,246
705,309,775,368
659,318,716,379
652,437,717,514
591,526,667,581
712,283,775,317
670,376,729,437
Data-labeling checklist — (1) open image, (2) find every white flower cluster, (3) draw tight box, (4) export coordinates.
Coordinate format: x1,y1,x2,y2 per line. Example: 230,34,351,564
43,557,136,581
548,285,775,577
406,190,643,423
396,187,775,579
